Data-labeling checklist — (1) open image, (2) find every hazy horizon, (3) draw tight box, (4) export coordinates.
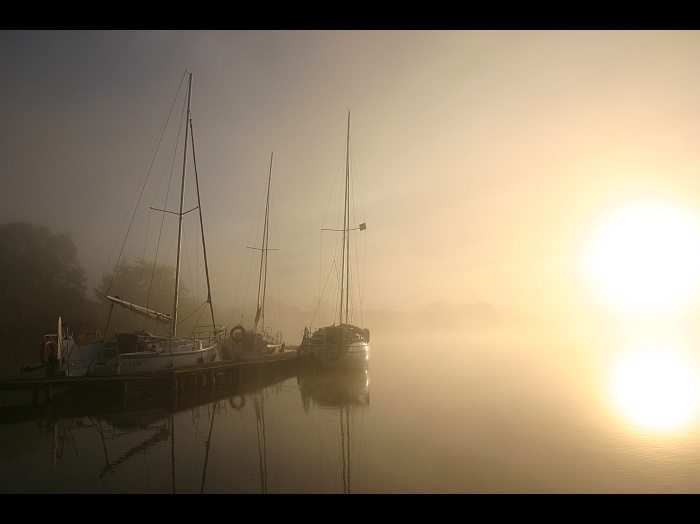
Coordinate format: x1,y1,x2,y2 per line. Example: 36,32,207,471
4,30,700,333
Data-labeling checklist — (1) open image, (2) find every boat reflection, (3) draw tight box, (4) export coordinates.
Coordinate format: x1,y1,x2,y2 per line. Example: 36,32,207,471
297,367,370,411
0,363,298,489
297,368,370,493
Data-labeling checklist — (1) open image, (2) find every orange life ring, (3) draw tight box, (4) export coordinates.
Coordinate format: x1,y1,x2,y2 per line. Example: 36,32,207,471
230,325,246,342
40,340,57,364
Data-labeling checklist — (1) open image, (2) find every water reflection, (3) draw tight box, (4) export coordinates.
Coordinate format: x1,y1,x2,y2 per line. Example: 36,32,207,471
298,368,370,410
0,364,298,493
606,329,700,433
297,368,370,493
9,328,700,493
65,409,171,479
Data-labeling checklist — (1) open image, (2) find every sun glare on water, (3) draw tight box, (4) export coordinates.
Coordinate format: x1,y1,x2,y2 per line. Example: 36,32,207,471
583,200,700,315
582,200,700,431
610,345,700,431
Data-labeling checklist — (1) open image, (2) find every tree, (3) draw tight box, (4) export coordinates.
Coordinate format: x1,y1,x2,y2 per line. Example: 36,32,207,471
0,222,95,368
95,257,177,313
94,257,197,336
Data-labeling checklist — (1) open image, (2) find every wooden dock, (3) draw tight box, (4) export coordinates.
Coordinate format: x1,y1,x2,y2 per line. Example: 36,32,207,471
0,349,300,408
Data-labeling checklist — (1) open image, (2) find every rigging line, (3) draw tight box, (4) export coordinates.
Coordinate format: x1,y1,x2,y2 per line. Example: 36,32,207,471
94,416,112,471
180,302,218,340
316,123,350,310
200,400,217,494
348,228,367,326
63,420,80,460
189,117,215,330
98,424,170,479
301,390,336,489
341,406,351,493
172,72,191,336
256,154,282,335
349,185,365,319
341,111,350,324
176,300,206,328
255,394,268,493
177,215,208,321
231,191,264,328
156,219,179,307
340,408,347,493
146,128,178,309
320,128,348,239
232,159,278,330
171,412,176,494
359,227,367,326
104,71,189,296
240,242,257,326
255,152,274,335
347,128,368,327
228,243,249,327
347,137,367,233
346,408,352,493
141,446,152,493
308,258,337,328
148,87,188,311
271,202,283,336
142,113,181,309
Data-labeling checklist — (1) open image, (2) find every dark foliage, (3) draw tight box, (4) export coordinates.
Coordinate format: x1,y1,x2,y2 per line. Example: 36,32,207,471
0,221,216,376
0,222,102,372
93,257,197,336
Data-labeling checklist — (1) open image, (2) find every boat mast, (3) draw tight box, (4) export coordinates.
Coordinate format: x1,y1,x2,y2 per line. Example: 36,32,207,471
172,70,193,337
340,110,350,325
254,151,273,334
189,90,217,333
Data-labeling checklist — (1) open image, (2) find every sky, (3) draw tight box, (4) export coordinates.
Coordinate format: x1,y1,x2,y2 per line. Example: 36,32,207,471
3,30,700,329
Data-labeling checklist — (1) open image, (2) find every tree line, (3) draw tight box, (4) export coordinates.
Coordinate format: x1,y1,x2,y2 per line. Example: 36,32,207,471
0,221,201,372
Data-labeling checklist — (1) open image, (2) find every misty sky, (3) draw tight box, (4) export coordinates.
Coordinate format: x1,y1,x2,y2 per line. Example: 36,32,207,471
3,30,700,323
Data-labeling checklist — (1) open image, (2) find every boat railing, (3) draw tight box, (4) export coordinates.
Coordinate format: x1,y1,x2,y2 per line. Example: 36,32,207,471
177,326,229,344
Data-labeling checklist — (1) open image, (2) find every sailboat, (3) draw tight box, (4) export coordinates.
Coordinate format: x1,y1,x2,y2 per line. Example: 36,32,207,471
40,70,226,377
222,152,288,360
298,111,371,370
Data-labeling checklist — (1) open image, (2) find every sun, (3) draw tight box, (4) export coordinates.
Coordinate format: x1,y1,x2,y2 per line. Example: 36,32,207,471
610,346,700,431
582,200,700,315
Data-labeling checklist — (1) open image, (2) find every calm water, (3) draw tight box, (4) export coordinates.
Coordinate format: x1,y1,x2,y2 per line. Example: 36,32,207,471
2,326,700,493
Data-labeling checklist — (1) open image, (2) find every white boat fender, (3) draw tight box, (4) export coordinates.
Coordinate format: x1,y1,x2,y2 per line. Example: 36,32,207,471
230,325,246,342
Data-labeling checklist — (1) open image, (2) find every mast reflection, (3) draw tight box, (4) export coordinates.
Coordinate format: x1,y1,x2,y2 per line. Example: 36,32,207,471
297,368,370,493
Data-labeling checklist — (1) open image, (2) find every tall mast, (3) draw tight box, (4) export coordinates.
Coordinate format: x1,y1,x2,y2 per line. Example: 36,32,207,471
254,151,274,334
189,89,217,333
340,110,350,325
172,71,193,337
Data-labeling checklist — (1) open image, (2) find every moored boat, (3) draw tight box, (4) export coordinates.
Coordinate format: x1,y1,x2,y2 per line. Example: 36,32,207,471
298,111,371,370
221,152,288,362
22,70,226,377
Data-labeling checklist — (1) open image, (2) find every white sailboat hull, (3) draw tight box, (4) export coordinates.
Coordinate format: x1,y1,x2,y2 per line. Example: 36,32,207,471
299,325,370,370
61,332,222,376
299,341,370,370
115,341,219,374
